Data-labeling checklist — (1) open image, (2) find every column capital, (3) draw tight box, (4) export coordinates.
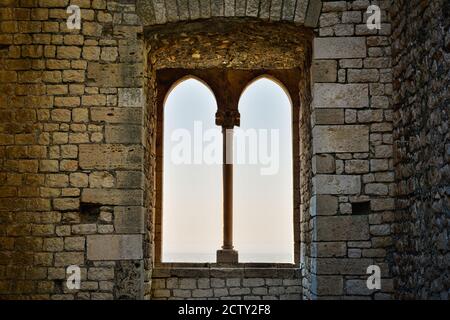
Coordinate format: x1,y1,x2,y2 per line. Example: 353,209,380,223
215,110,240,128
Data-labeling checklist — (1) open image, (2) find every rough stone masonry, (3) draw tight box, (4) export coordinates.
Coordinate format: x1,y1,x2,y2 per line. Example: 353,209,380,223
0,0,448,300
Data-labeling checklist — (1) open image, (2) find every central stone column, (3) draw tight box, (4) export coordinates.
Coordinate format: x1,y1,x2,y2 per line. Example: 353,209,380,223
216,110,240,264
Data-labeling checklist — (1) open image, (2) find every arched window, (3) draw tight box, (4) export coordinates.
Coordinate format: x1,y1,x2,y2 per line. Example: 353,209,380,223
234,77,294,263
162,78,222,262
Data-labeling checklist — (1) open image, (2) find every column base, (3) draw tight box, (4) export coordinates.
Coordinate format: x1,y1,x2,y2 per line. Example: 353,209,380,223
216,249,238,264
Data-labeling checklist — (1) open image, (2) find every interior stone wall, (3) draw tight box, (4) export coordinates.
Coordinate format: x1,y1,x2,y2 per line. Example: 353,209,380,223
390,0,449,300
0,0,446,301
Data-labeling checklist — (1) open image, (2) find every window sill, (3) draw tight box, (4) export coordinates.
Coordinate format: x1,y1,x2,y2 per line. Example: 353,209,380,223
153,263,301,279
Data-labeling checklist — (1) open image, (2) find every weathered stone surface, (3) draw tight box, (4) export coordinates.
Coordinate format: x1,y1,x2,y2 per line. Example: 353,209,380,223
114,260,144,299
313,84,369,108
311,276,343,296
114,206,145,234
118,88,143,108
310,195,338,216
313,175,361,195
116,171,144,189
81,189,143,206
314,37,366,59
345,279,372,295
87,63,143,87
313,125,369,153
312,109,344,125
87,235,143,260
136,0,320,27
312,60,337,82
90,108,143,124
311,242,346,257
315,216,370,241
312,258,374,275
312,154,335,174
79,145,143,170
105,125,142,144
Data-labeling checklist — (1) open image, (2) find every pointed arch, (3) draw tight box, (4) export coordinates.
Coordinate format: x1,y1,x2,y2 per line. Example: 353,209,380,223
162,78,222,262
234,77,294,263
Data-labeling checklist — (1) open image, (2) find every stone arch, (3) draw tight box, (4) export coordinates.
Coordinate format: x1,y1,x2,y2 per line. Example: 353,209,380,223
234,76,295,263
161,77,222,263
239,74,294,106
148,17,312,299
162,75,218,108
137,0,322,27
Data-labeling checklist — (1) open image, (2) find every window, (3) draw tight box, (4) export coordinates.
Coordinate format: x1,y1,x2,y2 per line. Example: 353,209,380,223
162,78,222,262
235,78,294,263
156,69,300,265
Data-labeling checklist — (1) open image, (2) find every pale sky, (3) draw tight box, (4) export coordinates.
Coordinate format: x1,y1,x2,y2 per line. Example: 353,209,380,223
162,78,294,263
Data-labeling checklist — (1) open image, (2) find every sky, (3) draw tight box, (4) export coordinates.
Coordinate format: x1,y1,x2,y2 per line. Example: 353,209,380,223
162,78,294,263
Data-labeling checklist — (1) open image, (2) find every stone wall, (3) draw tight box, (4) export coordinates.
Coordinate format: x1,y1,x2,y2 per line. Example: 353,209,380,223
303,0,396,299
0,0,147,299
151,265,301,300
0,0,446,300
390,0,450,300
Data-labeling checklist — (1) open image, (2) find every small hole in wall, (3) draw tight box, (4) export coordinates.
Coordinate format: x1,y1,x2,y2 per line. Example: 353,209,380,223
80,203,101,223
352,201,371,215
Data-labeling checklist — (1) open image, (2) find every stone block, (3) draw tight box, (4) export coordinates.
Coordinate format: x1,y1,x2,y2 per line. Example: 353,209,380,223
87,235,143,260
345,279,372,295
313,175,361,195
311,276,343,296
312,154,335,174
88,267,114,280
313,83,369,109
116,171,144,189
114,206,145,234
315,216,370,241
310,195,338,216
311,242,346,257
90,108,143,124
64,237,85,251
79,144,143,170
89,171,114,188
54,252,84,267
314,37,366,59
53,198,80,211
345,160,369,174
313,125,369,153
312,258,374,275
313,109,345,125
348,69,379,82
105,125,142,144
312,60,337,82
118,88,143,107
81,189,143,206
87,63,143,87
